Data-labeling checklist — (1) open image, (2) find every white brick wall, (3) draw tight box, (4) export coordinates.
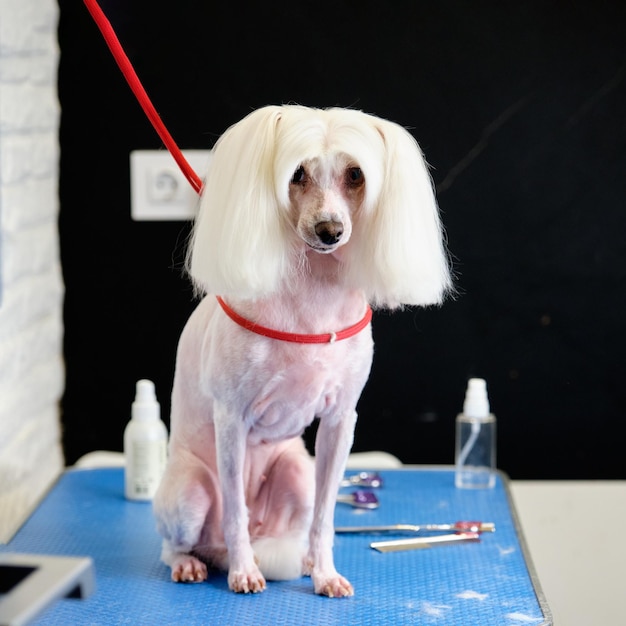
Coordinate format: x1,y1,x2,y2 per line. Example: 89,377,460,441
0,0,64,541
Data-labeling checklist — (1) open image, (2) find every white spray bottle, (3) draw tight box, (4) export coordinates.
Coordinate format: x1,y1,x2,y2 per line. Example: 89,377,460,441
124,379,168,500
455,378,496,489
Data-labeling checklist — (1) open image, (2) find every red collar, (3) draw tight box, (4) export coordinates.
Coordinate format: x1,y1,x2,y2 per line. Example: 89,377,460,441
216,296,372,344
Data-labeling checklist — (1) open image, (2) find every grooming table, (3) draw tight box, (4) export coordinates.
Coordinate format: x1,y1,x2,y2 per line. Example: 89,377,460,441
0,467,551,625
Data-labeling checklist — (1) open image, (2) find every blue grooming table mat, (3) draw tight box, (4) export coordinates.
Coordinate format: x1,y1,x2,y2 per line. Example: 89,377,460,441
0,467,551,625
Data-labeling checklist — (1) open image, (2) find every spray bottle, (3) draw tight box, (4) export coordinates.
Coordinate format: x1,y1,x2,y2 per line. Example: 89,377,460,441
124,379,168,500
455,378,496,489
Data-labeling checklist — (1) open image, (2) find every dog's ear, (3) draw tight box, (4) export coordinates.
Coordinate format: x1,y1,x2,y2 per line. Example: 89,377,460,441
346,115,453,309
188,106,291,298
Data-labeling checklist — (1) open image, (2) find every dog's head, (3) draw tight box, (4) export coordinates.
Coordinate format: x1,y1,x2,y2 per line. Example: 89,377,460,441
188,105,452,308
286,153,361,256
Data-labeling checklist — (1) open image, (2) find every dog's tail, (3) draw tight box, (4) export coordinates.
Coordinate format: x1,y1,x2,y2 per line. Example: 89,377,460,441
252,534,308,581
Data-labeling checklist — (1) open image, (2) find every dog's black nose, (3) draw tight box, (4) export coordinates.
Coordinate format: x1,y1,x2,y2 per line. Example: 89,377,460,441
315,220,343,245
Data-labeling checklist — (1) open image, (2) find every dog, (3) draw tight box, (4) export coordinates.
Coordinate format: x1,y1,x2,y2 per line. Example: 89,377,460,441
153,105,451,597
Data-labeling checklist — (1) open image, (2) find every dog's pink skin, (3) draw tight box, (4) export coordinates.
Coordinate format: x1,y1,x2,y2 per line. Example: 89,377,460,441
154,157,373,596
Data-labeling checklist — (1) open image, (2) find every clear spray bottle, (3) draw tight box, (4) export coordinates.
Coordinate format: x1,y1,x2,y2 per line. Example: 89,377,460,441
455,378,496,489
124,379,168,501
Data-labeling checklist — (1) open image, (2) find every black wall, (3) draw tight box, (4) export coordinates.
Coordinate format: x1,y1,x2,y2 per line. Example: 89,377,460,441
58,1,626,478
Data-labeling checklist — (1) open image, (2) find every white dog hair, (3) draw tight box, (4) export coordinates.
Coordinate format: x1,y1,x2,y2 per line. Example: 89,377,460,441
189,105,450,307
153,104,451,598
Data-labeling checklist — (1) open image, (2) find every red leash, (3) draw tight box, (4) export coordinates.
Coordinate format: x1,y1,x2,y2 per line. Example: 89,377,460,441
84,1,374,344
83,0,203,194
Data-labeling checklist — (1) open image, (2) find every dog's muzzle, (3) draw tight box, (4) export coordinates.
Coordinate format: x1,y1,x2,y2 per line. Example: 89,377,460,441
315,220,344,246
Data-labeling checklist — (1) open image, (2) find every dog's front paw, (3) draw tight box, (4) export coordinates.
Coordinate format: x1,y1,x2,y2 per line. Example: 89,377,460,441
228,566,267,594
170,555,208,583
313,572,354,598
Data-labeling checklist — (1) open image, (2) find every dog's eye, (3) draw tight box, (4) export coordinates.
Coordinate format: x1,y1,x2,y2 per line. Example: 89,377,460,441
291,165,306,185
346,167,364,187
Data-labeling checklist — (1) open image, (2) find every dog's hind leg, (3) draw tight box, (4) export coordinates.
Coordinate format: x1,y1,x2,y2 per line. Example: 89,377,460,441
161,545,208,583
153,455,219,583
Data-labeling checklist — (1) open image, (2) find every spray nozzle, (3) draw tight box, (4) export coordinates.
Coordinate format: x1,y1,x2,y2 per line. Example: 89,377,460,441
463,378,490,419
132,379,160,420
